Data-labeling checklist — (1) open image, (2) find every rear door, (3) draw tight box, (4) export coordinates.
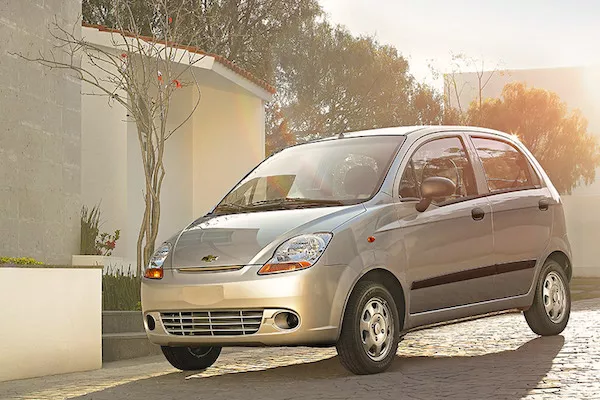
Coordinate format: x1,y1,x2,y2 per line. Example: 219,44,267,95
395,133,496,314
467,134,554,299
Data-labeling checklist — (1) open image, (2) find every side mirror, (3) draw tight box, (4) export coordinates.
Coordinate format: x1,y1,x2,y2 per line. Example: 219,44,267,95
416,177,456,212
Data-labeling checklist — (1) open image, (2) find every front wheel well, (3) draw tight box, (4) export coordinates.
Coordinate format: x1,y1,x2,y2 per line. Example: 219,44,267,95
546,251,572,281
348,269,406,330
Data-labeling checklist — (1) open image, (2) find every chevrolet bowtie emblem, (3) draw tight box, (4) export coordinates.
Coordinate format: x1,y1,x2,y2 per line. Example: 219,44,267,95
201,255,219,263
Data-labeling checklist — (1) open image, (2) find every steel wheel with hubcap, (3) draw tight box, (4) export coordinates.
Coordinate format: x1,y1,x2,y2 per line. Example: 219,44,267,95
524,259,570,336
542,271,567,323
360,297,394,361
337,281,401,375
161,345,222,371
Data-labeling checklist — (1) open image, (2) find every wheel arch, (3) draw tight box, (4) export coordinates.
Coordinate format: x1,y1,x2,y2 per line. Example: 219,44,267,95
546,251,572,282
337,268,407,340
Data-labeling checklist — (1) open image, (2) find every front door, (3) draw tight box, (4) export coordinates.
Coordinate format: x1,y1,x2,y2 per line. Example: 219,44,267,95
469,135,554,299
395,134,496,315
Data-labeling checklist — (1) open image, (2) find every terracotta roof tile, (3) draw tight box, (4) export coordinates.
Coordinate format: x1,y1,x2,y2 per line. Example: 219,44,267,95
82,22,276,95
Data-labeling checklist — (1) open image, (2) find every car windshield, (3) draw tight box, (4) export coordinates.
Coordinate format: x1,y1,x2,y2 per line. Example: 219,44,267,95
213,135,405,214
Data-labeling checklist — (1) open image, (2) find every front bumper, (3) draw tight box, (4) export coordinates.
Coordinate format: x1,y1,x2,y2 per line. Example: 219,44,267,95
141,263,351,347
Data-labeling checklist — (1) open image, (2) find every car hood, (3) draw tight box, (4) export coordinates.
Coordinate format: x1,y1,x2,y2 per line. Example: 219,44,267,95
170,205,365,268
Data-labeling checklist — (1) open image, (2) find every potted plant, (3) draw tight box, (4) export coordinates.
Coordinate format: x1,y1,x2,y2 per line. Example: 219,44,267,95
72,204,124,272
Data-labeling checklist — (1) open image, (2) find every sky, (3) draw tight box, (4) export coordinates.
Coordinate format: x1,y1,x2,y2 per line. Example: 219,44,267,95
319,0,600,89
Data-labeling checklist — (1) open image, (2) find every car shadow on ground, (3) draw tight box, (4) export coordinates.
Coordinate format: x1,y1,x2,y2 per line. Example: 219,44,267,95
72,336,564,400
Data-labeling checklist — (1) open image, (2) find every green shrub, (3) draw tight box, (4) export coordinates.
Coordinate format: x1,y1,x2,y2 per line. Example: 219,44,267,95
0,257,43,265
81,204,101,255
102,266,141,311
81,204,121,256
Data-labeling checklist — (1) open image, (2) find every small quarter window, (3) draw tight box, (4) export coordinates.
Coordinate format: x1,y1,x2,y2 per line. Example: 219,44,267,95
471,137,540,193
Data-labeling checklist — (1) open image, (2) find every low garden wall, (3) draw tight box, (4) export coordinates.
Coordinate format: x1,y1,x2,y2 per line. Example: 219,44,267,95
0,265,102,382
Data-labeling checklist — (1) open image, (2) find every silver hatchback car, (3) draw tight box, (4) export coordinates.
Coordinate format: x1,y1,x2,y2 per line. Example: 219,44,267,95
142,126,571,375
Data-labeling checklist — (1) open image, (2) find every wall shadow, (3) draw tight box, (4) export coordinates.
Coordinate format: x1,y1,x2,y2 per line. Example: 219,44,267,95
71,336,564,400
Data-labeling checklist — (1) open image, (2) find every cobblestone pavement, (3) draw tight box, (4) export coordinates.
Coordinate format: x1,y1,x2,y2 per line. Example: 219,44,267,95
1,299,599,400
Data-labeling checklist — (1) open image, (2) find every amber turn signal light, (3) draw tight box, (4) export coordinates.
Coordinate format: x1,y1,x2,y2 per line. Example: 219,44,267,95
258,261,311,275
144,268,164,279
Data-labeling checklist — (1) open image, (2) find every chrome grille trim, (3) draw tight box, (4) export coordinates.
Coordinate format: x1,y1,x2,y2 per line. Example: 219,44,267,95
160,310,264,336
176,265,244,273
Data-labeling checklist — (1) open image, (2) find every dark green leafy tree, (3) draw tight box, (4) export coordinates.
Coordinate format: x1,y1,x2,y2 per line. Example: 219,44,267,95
273,21,443,144
83,0,321,82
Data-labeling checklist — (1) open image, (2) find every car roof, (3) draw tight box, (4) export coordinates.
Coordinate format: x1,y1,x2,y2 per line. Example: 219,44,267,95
317,125,516,141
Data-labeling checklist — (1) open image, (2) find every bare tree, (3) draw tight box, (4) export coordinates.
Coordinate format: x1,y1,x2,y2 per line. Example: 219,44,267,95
431,53,506,119
16,0,207,276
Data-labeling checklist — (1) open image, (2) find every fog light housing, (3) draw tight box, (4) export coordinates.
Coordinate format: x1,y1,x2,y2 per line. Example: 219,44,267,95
273,311,300,330
146,315,156,331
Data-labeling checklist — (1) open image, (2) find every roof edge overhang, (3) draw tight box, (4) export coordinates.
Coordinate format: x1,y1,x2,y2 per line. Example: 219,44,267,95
81,23,275,102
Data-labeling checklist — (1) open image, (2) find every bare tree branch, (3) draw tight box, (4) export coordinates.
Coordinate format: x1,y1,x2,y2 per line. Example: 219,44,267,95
18,0,206,275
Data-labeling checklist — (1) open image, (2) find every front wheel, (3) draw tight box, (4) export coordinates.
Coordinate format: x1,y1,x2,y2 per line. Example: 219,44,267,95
336,281,401,375
161,346,221,371
524,260,571,336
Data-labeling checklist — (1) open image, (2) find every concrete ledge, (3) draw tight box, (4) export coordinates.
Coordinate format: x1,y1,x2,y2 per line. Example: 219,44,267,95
101,311,162,362
102,333,162,362
0,268,102,382
102,311,144,334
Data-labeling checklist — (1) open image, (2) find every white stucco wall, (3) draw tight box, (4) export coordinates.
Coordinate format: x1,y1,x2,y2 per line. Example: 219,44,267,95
0,267,102,382
80,36,269,271
192,82,266,217
562,195,600,277
80,63,129,265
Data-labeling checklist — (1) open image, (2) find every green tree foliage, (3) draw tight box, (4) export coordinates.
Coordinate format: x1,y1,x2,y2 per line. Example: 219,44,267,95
273,21,443,144
83,0,157,33
265,103,295,155
83,0,321,82
467,82,600,194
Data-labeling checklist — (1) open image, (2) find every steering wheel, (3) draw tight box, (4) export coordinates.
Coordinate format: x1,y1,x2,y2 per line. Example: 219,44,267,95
420,158,462,198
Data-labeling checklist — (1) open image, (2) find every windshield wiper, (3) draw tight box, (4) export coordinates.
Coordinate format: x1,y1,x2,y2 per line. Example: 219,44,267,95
212,198,346,215
212,202,251,214
248,198,346,209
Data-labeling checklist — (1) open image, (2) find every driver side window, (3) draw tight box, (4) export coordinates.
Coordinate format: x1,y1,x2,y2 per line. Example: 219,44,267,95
400,137,477,204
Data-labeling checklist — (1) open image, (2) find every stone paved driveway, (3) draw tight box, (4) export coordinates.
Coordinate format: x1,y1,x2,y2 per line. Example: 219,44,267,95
1,299,599,400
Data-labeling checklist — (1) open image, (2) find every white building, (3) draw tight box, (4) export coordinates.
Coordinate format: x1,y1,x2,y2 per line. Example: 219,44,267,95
446,66,600,277
79,24,274,271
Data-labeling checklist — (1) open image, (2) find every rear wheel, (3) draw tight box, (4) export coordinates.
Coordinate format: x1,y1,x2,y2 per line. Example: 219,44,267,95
336,281,401,375
524,260,570,336
161,346,221,371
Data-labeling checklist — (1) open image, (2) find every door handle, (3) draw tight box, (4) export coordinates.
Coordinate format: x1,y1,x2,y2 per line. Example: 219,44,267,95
539,199,550,211
471,207,485,221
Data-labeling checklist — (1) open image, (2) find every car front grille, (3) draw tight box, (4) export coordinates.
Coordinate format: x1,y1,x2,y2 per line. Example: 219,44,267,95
160,310,264,336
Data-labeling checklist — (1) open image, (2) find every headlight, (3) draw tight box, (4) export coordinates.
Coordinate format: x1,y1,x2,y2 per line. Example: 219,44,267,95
144,243,171,279
258,233,332,275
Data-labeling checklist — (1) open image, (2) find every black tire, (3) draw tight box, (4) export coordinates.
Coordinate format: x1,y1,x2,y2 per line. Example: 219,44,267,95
524,259,571,336
161,346,221,371
336,281,401,375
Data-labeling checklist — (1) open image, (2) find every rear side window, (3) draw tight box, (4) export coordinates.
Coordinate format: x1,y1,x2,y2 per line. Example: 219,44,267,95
471,137,540,193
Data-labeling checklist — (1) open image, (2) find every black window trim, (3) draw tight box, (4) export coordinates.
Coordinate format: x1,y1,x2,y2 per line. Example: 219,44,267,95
469,134,543,197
